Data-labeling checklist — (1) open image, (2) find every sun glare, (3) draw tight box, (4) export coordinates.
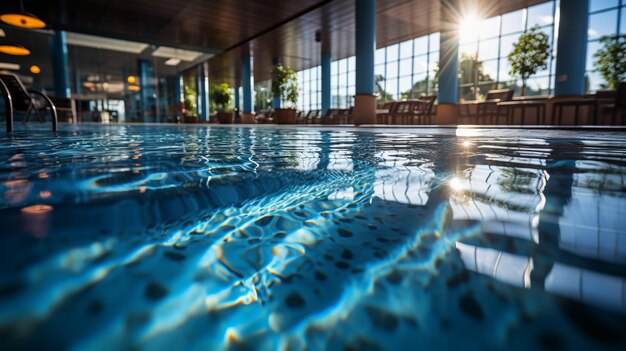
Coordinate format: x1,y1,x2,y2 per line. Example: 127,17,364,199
458,12,481,44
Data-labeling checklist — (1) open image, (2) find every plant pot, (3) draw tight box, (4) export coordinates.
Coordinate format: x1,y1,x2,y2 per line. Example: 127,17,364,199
274,108,297,124
241,113,256,124
184,115,198,123
217,111,234,124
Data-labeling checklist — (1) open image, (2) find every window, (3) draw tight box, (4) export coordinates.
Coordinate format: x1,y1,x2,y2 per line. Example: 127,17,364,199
586,0,625,91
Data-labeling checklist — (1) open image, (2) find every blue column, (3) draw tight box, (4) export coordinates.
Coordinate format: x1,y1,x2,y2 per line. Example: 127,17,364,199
355,0,375,95
138,59,151,122
555,0,589,96
272,57,281,109
49,30,70,98
241,56,253,113
174,74,182,120
438,0,459,104
321,52,331,115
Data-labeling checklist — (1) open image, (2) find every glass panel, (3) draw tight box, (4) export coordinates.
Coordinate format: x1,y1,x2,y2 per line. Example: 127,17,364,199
375,48,386,65
459,42,478,57
525,75,550,96
501,10,524,35
499,33,522,58
412,72,428,98
399,58,412,76
386,60,398,78
588,10,618,39
385,77,398,99
429,32,440,51
585,70,606,91
499,59,513,83
621,7,626,35
400,40,413,59
482,59,498,82
375,64,385,78
386,44,399,62
586,40,603,71
589,0,619,13
348,56,356,71
428,52,440,71
479,16,501,40
478,38,499,61
413,55,428,74
331,61,338,76
399,76,412,98
414,36,428,56
527,2,554,28
347,71,355,86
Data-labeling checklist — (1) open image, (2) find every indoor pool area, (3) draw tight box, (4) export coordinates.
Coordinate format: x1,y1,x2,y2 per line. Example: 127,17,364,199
0,124,625,350
1,0,626,349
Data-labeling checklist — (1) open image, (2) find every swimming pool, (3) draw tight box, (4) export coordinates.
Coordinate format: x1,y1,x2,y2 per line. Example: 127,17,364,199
0,124,625,350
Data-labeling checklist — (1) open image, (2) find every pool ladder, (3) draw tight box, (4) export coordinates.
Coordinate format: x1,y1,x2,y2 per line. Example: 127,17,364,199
0,79,58,133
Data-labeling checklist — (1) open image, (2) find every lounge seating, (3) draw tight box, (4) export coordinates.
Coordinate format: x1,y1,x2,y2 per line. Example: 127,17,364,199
375,97,436,125
460,89,514,124
0,72,58,132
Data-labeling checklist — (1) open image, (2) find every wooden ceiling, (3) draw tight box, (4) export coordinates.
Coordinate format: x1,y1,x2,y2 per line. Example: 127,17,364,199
2,0,548,85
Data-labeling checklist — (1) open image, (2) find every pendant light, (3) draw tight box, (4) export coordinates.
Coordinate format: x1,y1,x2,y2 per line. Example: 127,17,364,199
1,0,46,29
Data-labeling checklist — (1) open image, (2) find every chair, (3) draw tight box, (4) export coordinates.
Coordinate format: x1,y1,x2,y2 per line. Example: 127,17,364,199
476,89,514,124
0,72,57,132
612,82,626,125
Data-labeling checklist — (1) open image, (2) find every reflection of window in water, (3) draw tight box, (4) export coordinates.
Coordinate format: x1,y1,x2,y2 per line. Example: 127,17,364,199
558,170,626,264
456,242,626,313
373,167,434,206
448,165,547,224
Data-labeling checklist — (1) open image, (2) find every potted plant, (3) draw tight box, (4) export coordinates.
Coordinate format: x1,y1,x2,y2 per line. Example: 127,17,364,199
183,85,199,123
211,82,234,123
271,64,299,124
593,35,626,89
507,25,550,96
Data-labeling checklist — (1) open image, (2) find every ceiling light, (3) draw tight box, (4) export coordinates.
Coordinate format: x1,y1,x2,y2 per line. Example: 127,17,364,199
0,1,46,29
152,47,203,62
65,32,149,54
0,29,5,37
0,43,30,55
29,65,40,74
164,58,181,66
127,75,136,84
0,62,19,70
128,85,141,92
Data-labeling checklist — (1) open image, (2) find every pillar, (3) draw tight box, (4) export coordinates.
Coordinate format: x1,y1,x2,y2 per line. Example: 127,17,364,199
436,0,460,124
138,59,151,122
353,0,376,125
50,30,70,98
272,57,281,109
174,74,182,121
321,52,331,116
241,56,255,123
234,85,240,118
554,0,589,96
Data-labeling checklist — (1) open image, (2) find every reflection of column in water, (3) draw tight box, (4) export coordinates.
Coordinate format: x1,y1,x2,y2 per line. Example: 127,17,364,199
532,140,580,289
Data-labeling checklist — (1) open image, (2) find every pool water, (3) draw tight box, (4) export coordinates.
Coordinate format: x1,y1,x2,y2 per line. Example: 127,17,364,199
0,125,625,350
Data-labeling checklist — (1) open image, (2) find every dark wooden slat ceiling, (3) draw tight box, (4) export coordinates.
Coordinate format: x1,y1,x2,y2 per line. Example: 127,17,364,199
209,0,549,85
2,0,549,85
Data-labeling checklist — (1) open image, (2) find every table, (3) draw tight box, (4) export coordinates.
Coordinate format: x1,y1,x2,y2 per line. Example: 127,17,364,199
497,100,546,125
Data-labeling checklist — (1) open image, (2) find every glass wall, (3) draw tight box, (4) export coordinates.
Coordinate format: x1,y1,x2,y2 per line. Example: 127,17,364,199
458,1,557,100
296,66,321,111
331,56,356,108
375,32,440,104
586,0,626,91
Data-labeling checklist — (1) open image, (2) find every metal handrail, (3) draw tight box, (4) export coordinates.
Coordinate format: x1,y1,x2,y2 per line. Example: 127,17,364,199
0,79,13,132
27,89,58,132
